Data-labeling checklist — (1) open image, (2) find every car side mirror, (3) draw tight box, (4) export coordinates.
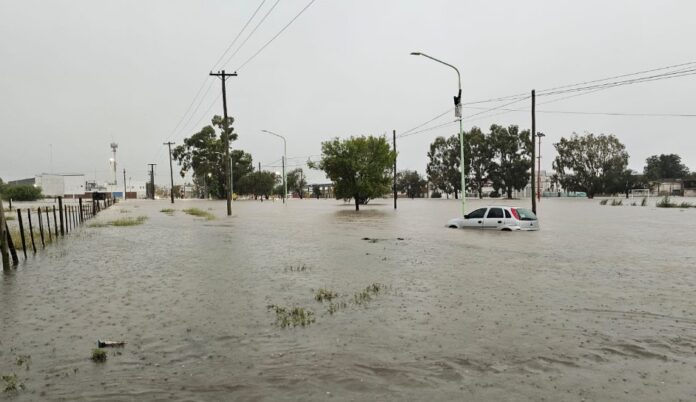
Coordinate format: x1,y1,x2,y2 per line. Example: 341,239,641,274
463,214,469,219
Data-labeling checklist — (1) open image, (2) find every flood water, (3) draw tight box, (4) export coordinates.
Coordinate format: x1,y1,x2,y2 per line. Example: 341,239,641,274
1,197,695,401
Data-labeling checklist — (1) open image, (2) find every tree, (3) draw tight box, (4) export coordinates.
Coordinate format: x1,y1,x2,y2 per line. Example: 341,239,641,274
311,184,322,199
1,184,43,201
552,133,629,198
465,127,493,199
286,168,307,199
237,171,278,199
171,116,252,199
310,135,396,211
396,170,427,199
426,135,467,198
643,154,689,181
488,124,532,199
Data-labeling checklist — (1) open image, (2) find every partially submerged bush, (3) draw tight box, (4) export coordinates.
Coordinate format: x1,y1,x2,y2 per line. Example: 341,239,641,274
599,199,608,205
91,349,107,363
610,199,622,206
314,288,338,302
88,216,147,228
641,197,648,207
267,305,315,328
656,196,678,208
183,208,215,220
2,373,25,392
160,208,176,215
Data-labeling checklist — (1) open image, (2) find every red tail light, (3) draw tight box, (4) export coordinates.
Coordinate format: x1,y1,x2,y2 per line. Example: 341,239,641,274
510,208,520,220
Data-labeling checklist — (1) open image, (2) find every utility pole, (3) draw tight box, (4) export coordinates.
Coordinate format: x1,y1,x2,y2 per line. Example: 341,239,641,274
299,169,304,199
123,169,127,200
537,132,545,205
209,70,238,216
281,156,286,204
393,130,397,210
164,141,175,204
148,164,156,200
531,89,537,214
258,162,261,172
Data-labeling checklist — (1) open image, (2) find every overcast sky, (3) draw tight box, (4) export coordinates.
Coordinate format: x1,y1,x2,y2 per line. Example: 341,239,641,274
1,0,695,185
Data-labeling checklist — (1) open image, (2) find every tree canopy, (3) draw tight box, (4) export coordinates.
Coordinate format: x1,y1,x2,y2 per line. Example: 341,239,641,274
465,126,494,199
310,135,396,210
426,135,466,198
396,170,427,199
237,171,278,198
552,133,628,198
287,168,307,199
487,124,532,199
643,154,689,180
0,184,43,201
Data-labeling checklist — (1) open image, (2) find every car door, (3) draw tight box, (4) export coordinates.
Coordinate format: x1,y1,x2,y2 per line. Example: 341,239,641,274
483,207,505,229
462,208,487,229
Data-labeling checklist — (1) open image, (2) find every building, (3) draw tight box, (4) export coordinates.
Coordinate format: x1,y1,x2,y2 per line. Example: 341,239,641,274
9,173,86,198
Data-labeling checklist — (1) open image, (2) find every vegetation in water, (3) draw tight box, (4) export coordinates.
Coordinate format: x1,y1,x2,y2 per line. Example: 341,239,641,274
599,199,608,205
285,264,307,272
183,208,215,220
267,305,315,328
641,197,648,207
16,355,30,370
160,208,176,215
656,196,678,208
610,199,623,206
2,373,25,392
91,349,107,363
314,288,338,302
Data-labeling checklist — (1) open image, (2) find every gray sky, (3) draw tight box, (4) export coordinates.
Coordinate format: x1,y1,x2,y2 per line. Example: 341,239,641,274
1,0,695,185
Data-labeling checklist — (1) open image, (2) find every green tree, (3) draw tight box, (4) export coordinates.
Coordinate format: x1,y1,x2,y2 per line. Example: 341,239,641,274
488,124,532,199
643,154,689,181
1,184,43,201
311,184,322,198
286,168,307,199
465,127,493,199
426,135,467,198
237,171,278,199
310,135,396,211
396,170,427,199
552,133,629,199
172,116,252,199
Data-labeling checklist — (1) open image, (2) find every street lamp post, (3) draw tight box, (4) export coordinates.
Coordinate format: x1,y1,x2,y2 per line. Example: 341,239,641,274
536,132,545,203
411,51,466,216
261,130,287,204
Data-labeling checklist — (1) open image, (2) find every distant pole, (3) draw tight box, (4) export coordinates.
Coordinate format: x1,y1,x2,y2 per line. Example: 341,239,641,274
258,162,261,172
299,169,304,199
210,70,237,216
230,151,234,202
537,133,545,204
123,169,127,200
531,89,537,214
260,130,288,204
393,130,397,210
164,141,175,203
148,164,157,200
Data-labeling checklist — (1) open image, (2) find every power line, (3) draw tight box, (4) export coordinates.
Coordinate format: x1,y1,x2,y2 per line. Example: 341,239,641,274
220,0,282,70
211,0,268,71
462,105,696,118
235,0,319,72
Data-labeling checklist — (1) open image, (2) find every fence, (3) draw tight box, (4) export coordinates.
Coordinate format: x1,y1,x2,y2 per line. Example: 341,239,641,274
0,196,116,270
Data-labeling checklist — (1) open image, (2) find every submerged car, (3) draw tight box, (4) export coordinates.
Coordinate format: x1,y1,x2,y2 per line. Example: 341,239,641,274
446,206,539,231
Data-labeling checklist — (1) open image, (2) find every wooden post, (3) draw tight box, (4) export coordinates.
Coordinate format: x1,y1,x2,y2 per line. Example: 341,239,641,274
45,207,52,242
58,197,65,236
52,206,59,237
0,199,10,270
38,207,45,247
5,221,18,265
79,198,83,223
393,129,397,210
17,209,27,258
27,208,36,253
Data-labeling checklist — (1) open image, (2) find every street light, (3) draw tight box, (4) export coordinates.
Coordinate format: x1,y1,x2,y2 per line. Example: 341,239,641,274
260,130,287,204
411,51,466,216
536,132,546,203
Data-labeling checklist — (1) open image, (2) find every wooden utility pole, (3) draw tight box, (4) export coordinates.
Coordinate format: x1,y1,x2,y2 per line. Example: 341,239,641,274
148,164,157,200
164,142,176,203
123,169,127,200
393,130,397,210
0,199,10,270
209,70,237,216
531,89,537,214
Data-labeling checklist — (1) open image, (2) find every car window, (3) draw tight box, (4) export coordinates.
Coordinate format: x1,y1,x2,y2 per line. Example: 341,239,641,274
504,209,511,218
486,208,503,218
516,208,538,221
467,208,487,219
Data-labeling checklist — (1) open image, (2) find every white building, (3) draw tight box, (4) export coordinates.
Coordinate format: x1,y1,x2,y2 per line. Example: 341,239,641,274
34,173,86,198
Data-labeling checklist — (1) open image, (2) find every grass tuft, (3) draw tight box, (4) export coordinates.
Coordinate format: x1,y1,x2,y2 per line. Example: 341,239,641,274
183,208,215,220
641,197,648,207
2,373,25,392
160,208,176,215
267,305,315,328
314,288,338,302
91,349,107,363
656,196,678,208
610,199,623,206
599,199,608,205
88,216,147,228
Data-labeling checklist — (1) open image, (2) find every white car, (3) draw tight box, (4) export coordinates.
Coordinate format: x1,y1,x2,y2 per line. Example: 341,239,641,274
446,206,539,231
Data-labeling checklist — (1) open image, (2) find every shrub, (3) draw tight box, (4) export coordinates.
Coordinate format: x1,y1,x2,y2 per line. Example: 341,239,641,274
641,197,648,207
0,185,43,201
611,199,622,206
599,199,609,205
656,196,678,208
430,191,442,199
91,349,107,363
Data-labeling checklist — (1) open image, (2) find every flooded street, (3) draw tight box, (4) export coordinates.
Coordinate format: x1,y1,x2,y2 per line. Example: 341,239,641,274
1,198,695,401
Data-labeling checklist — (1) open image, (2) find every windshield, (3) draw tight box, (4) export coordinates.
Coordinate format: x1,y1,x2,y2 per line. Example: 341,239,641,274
516,208,537,221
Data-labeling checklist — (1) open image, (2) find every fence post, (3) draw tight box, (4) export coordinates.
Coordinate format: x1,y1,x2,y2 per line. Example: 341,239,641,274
58,197,65,236
52,206,58,237
0,199,10,270
79,198,83,223
45,207,52,242
38,207,45,247
27,208,36,253
17,209,27,258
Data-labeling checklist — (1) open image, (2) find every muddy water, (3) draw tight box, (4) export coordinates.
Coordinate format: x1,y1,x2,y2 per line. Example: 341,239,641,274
1,198,695,401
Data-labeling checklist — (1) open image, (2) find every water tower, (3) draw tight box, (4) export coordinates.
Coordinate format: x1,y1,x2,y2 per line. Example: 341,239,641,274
110,143,118,185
